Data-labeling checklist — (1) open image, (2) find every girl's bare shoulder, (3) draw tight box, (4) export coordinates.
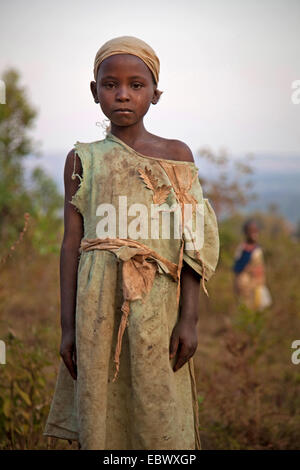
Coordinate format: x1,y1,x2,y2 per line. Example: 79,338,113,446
166,139,195,162
148,133,195,163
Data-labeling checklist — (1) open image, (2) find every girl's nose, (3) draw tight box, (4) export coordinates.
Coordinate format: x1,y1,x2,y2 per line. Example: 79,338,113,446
116,86,130,101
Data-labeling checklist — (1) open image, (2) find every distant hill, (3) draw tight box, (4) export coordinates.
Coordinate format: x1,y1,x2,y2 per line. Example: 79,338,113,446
24,151,300,227
193,152,300,227
237,154,300,226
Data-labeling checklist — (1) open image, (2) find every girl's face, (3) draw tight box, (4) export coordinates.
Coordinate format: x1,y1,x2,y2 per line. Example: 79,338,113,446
91,54,161,127
245,223,259,243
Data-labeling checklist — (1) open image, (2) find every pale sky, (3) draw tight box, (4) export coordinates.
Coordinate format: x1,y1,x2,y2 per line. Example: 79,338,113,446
1,0,300,167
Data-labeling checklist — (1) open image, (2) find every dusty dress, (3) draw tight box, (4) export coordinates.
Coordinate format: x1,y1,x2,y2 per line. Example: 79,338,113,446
43,132,220,450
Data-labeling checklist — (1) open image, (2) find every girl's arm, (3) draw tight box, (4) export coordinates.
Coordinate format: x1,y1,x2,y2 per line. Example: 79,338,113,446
169,260,201,372
59,149,84,380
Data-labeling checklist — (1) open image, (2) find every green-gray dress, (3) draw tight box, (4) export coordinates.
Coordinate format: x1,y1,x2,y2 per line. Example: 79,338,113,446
43,132,220,450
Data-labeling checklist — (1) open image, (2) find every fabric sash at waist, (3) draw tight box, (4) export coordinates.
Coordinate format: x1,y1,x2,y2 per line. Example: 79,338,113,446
79,237,178,382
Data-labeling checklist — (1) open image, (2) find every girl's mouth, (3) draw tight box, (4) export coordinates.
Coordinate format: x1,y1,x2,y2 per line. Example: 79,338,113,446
113,109,133,114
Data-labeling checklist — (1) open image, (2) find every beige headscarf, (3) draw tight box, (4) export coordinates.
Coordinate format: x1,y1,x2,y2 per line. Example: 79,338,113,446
93,35,160,85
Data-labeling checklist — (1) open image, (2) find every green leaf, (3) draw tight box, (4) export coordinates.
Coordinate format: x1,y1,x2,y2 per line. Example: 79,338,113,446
15,383,31,406
3,398,11,418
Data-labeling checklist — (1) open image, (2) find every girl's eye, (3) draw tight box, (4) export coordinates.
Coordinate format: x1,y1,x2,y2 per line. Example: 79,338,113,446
103,82,143,90
132,83,143,89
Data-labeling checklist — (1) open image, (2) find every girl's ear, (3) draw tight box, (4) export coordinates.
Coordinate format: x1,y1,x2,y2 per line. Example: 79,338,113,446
152,88,163,105
90,81,99,103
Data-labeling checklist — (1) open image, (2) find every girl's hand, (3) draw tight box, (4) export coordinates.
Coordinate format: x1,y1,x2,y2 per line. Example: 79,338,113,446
171,260,200,372
60,329,77,380
169,318,198,372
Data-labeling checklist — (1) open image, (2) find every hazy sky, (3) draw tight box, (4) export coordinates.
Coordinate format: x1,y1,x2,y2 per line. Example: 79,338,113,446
1,0,300,166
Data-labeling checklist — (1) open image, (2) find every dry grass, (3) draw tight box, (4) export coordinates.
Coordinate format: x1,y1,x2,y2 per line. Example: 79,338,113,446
0,219,299,449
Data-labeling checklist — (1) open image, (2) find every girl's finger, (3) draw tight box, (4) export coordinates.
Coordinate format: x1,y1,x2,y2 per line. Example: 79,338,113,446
74,347,77,365
169,332,179,359
173,343,190,372
73,349,78,377
64,352,77,380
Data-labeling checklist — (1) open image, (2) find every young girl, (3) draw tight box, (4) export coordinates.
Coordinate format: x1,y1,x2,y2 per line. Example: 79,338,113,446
232,218,272,311
43,36,220,450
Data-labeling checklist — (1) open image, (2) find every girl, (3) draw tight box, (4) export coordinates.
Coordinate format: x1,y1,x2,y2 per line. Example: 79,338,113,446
232,218,272,311
43,36,220,450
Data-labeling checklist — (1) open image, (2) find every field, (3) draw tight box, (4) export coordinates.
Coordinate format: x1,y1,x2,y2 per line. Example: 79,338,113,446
0,213,299,450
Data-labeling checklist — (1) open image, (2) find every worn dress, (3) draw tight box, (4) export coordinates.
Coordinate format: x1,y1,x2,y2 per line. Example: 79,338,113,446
43,132,220,450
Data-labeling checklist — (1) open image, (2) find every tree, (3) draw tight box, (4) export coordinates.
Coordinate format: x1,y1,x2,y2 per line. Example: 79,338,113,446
0,68,63,256
195,147,257,219
0,68,40,245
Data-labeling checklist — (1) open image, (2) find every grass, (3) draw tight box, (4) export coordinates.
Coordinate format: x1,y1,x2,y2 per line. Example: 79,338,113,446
0,218,299,449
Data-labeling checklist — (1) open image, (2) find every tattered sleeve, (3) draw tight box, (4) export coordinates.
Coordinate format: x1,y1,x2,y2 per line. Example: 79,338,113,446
182,176,220,287
69,142,92,216
156,160,220,296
